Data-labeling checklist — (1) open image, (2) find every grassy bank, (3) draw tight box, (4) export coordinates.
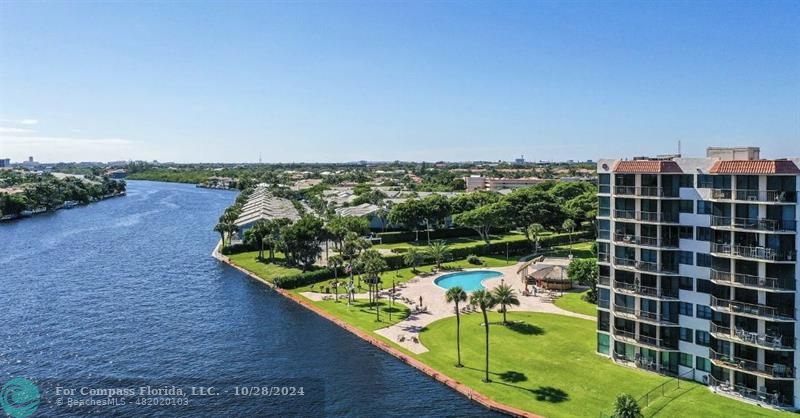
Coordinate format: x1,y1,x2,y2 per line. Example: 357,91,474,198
553,290,597,317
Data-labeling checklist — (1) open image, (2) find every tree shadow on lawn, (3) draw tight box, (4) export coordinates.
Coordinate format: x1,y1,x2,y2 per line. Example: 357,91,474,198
461,367,569,403
503,321,545,336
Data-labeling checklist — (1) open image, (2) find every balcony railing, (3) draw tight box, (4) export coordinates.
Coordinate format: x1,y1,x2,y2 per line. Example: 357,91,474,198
709,269,795,292
710,296,794,321
710,216,797,232
598,274,610,286
613,257,679,274
709,349,795,379
710,243,797,262
613,186,679,198
613,304,679,324
598,252,610,263
612,210,679,223
614,280,679,299
709,376,792,409
710,323,793,350
613,233,679,248
711,189,797,203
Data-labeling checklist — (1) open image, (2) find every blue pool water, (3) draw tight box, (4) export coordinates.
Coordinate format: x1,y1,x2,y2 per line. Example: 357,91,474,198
434,270,504,292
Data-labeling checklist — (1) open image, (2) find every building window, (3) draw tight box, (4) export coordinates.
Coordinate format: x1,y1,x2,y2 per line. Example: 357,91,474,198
695,227,711,242
679,200,694,213
696,357,711,372
678,276,693,291
679,302,693,316
679,226,694,239
696,305,712,320
697,175,713,189
696,253,711,267
679,327,693,342
695,330,711,346
679,251,694,265
697,200,712,215
599,174,610,193
679,175,694,188
597,333,610,355
679,353,693,368
696,279,712,294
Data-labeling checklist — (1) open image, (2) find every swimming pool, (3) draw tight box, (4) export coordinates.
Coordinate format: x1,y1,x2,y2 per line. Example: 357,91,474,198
434,270,504,292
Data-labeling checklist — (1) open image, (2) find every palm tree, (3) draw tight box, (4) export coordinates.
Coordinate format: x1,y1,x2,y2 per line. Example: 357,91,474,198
328,255,345,302
527,223,545,252
246,220,269,259
470,289,498,383
403,247,424,273
360,250,388,321
562,218,577,256
612,393,643,418
445,286,468,367
214,222,227,246
426,240,451,269
491,282,520,324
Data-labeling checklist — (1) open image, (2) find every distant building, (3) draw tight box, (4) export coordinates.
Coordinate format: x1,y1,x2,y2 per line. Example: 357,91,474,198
514,155,526,165
0,158,10,168
464,175,544,192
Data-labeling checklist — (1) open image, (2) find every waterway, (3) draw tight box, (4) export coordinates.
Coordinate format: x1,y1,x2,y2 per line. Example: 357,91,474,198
0,180,501,417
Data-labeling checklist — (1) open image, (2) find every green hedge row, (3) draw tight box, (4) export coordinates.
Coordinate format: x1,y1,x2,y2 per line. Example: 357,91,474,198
220,243,255,255
382,231,592,269
273,267,345,289
376,227,480,244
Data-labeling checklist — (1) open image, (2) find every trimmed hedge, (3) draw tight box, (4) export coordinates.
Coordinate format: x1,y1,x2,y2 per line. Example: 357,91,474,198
376,227,480,244
273,267,344,289
221,243,255,255
381,231,592,268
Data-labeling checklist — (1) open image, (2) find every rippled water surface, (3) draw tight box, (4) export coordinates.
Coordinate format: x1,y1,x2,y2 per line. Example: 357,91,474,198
0,180,502,417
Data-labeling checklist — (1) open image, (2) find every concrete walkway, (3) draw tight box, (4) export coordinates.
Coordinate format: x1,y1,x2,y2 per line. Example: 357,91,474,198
372,258,595,354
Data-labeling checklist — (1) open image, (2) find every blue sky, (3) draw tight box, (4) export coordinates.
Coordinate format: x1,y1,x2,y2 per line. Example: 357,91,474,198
1,1,798,163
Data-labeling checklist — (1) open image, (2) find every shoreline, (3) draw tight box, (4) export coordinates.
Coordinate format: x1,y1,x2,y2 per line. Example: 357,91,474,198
212,242,541,418
0,192,126,223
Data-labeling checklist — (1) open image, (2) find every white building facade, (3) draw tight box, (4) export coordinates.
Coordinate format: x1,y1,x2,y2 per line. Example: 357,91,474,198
595,147,800,409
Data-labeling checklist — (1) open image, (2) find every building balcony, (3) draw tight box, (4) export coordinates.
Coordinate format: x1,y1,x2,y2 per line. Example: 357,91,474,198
613,186,679,198
598,252,610,263
710,189,797,204
612,257,679,275
612,304,679,325
710,243,797,262
598,274,610,286
710,296,794,322
613,233,679,249
709,323,793,351
709,269,795,292
709,349,795,380
612,210,680,224
708,376,793,410
710,216,797,233
613,280,679,299
612,327,679,351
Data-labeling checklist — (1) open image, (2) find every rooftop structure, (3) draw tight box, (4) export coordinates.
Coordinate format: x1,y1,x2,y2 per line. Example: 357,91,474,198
234,185,300,231
596,146,800,410
464,175,544,192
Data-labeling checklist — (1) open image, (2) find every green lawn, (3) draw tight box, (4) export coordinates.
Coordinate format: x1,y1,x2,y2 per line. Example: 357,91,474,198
548,241,595,259
314,299,410,331
417,312,787,418
373,232,533,250
291,255,514,293
227,251,303,280
554,290,597,317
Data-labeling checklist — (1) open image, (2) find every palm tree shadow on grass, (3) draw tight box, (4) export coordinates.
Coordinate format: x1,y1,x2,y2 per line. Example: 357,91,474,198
462,367,569,403
504,321,545,336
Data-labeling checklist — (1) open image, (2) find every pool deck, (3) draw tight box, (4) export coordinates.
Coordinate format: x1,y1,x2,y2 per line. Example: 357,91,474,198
300,259,594,354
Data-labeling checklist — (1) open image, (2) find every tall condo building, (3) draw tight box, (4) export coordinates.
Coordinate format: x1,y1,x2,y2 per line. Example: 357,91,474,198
595,147,800,410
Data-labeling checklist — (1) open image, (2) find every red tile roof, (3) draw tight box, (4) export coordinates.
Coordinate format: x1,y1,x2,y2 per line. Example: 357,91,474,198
612,160,683,173
709,160,800,174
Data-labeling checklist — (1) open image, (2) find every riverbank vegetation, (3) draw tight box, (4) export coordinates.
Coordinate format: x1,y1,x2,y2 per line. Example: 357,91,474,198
0,170,126,218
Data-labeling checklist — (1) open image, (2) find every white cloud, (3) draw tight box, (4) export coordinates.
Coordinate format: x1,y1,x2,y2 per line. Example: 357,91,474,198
19,119,38,125
0,126,35,134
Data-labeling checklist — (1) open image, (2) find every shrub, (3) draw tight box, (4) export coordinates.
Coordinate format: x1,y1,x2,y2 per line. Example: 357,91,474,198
221,242,255,255
467,254,482,265
376,227,479,244
273,268,343,289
